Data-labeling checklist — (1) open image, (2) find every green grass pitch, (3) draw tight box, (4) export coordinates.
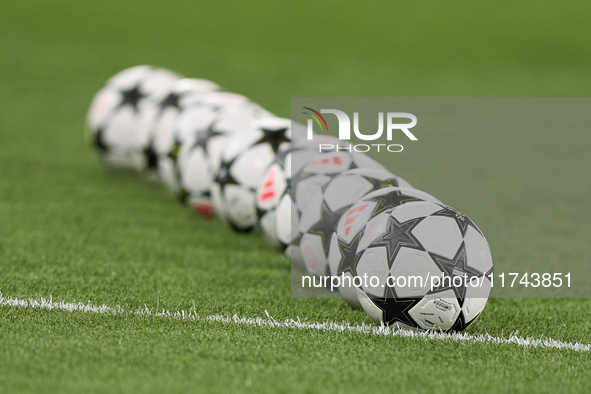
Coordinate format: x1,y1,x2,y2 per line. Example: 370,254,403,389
1,0,591,392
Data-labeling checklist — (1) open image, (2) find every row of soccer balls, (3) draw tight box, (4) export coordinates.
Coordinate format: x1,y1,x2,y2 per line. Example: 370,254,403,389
86,65,494,332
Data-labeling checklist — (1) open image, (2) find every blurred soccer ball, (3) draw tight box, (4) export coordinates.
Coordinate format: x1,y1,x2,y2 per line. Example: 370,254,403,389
297,169,412,277
353,201,493,332
291,151,388,216
327,187,441,309
255,147,319,255
154,91,269,198
211,117,292,232
143,78,220,179
86,65,181,171
289,151,390,268
177,106,271,216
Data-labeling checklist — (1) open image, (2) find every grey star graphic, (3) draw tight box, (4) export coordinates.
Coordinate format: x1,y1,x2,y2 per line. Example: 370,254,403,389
428,242,483,300
431,206,481,237
369,216,425,267
335,231,363,276
307,201,349,255
367,189,421,217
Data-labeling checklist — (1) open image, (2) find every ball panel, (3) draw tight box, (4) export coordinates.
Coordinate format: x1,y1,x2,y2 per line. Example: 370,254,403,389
357,288,384,324
290,150,320,176
389,248,442,298
294,175,331,213
462,278,491,323
231,144,276,187
464,226,494,274
335,200,378,244
103,107,142,148
301,152,352,175
256,164,287,210
179,147,209,194
411,216,463,260
157,158,179,192
259,211,280,248
300,233,328,277
391,201,445,223
356,246,390,298
323,175,373,212
275,194,293,245
223,185,256,230
356,211,391,254
407,289,461,331
87,86,120,130
297,190,324,233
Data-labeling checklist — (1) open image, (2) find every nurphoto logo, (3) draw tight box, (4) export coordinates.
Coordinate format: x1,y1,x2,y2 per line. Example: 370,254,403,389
302,107,418,152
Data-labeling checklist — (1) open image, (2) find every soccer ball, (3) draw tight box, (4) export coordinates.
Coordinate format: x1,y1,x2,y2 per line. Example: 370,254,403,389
327,187,442,309
288,152,390,267
86,65,181,171
291,151,388,219
255,146,385,262
154,91,269,197
255,147,320,254
211,117,293,232
354,201,493,331
297,169,412,277
177,107,271,216
143,78,220,179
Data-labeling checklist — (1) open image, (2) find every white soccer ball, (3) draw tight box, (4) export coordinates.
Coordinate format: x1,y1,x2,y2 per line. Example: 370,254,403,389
255,147,320,257
143,78,220,179
291,151,389,215
211,117,293,232
177,107,271,216
354,201,493,332
289,152,391,268
296,169,412,277
327,187,442,309
86,65,181,171
154,91,270,197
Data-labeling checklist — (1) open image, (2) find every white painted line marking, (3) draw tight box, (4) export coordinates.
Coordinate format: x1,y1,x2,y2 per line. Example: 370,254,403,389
1,293,589,352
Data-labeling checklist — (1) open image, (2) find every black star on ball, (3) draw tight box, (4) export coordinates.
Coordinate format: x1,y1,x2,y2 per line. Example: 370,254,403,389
369,216,425,267
119,85,145,112
215,158,239,192
428,242,483,300
158,92,181,110
257,127,290,154
307,201,349,255
371,290,420,328
364,176,403,191
431,206,481,237
367,189,421,217
335,231,363,276
194,125,222,150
